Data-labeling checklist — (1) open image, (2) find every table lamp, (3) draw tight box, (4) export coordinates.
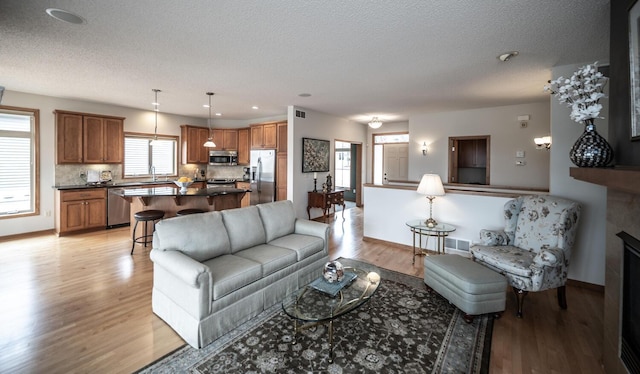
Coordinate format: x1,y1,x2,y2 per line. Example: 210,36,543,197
416,174,445,228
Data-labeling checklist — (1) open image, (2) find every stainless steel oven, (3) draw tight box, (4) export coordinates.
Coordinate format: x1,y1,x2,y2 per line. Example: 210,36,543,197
209,150,238,166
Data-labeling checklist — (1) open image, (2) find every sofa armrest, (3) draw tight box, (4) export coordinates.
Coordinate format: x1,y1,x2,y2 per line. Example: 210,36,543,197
532,247,565,267
150,249,210,288
294,219,330,250
479,229,509,246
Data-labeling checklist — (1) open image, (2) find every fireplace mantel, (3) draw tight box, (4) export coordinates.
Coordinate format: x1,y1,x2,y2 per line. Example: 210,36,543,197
570,167,640,195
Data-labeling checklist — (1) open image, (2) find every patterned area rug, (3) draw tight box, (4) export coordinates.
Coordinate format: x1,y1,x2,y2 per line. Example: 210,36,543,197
138,259,493,373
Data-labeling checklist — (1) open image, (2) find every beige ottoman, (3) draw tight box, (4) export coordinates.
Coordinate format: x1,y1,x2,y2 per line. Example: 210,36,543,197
424,254,506,323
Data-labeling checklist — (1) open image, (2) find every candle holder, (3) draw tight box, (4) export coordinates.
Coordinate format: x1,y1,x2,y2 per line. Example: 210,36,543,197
313,178,318,192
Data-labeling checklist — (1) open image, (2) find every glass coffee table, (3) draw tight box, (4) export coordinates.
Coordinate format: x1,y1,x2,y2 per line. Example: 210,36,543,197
282,266,381,363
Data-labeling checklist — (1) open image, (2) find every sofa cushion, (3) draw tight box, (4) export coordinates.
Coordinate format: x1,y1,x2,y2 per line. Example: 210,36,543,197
203,254,262,300
268,234,324,261
221,206,267,253
234,244,297,276
256,200,296,242
155,211,231,262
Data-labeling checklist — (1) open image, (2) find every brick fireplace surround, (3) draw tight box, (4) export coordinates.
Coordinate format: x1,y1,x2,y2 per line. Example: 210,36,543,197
571,167,640,374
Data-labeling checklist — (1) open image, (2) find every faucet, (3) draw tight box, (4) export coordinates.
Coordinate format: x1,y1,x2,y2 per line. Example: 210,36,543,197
150,166,156,181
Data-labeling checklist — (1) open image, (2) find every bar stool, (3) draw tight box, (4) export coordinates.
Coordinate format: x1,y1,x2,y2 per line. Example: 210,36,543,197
176,208,206,216
131,209,165,255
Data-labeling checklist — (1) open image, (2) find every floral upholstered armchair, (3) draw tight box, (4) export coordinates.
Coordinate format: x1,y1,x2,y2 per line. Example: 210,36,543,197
470,195,581,318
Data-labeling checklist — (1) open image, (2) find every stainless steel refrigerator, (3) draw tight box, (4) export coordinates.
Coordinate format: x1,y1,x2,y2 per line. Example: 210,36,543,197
250,149,276,205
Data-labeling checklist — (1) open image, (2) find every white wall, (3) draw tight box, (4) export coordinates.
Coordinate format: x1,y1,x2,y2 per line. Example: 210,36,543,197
549,63,609,286
288,106,367,219
0,90,204,237
363,186,510,250
408,102,551,188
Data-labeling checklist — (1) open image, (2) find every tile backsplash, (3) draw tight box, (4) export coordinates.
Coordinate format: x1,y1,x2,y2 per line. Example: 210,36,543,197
55,164,247,186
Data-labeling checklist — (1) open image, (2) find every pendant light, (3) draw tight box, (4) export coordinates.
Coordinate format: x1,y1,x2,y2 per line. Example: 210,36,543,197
203,92,216,148
150,89,161,146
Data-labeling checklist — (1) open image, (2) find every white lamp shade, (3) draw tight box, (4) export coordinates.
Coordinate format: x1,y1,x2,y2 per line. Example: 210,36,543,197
417,174,445,196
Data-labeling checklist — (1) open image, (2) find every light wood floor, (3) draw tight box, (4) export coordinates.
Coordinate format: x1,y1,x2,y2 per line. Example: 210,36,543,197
0,207,604,373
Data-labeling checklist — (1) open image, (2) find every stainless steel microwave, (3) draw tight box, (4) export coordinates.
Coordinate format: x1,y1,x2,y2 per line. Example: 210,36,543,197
209,150,238,165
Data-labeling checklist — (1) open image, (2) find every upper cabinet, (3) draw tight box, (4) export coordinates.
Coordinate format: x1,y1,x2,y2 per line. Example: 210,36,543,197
250,123,277,149
181,125,210,164
55,110,124,164
210,129,238,151
237,128,250,165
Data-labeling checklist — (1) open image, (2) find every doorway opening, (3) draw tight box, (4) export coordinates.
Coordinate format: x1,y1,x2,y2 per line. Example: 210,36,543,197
334,140,363,207
448,135,490,185
372,132,409,184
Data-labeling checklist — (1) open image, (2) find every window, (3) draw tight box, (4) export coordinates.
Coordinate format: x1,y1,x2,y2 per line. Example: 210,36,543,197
124,133,178,178
0,107,39,218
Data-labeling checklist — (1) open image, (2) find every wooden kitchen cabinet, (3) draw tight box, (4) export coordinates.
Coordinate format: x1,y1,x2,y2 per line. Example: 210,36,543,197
223,130,238,150
276,122,288,201
276,153,287,201
236,181,251,207
83,116,124,163
237,128,250,165
181,125,210,164
250,123,277,149
56,112,83,163
458,139,487,168
55,110,124,164
56,188,107,235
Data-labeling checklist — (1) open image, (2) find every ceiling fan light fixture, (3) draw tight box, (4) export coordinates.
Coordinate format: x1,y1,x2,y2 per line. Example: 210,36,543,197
368,116,383,129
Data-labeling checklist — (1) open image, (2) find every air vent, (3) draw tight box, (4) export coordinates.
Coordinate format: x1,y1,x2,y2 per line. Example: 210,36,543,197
295,110,306,118
445,238,470,252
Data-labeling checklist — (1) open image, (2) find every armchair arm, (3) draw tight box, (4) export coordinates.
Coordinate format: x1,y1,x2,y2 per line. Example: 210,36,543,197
150,249,210,288
479,229,509,246
532,247,565,268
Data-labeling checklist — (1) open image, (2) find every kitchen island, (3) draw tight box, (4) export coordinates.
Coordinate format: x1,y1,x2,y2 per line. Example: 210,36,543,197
111,186,249,237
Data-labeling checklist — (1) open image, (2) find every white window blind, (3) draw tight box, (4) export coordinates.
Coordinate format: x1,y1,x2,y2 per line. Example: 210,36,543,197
0,112,35,216
124,134,177,177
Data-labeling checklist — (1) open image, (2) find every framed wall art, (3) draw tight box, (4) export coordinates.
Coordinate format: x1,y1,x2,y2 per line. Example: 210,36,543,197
302,137,330,172
629,0,640,139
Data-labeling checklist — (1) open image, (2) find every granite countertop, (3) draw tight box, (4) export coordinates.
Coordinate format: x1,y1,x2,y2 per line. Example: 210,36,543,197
110,186,249,198
53,179,209,190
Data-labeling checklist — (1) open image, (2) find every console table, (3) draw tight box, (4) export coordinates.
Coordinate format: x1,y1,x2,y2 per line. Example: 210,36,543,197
307,191,345,222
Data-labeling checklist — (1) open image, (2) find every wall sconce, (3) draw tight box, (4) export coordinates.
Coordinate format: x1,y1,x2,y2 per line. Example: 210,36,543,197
421,142,428,156
534,136,552,150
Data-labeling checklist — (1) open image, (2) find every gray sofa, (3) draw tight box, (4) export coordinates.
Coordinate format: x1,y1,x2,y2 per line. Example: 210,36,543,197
149,200,330,348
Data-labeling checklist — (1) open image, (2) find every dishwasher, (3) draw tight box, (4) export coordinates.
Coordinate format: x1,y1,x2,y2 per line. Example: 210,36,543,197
107,188,130,228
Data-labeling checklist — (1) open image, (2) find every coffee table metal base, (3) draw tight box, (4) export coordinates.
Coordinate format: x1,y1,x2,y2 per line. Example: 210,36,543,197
292,319,336,363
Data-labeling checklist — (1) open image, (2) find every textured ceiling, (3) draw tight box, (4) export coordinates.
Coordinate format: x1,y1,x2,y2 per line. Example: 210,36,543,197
0,1,610,123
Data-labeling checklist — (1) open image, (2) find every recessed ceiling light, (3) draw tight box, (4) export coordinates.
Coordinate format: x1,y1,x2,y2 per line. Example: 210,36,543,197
203,104,210,108
46,8,85,25
252,106,259,110
497,51,519,62
215,113,222,116
298,93,311,97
